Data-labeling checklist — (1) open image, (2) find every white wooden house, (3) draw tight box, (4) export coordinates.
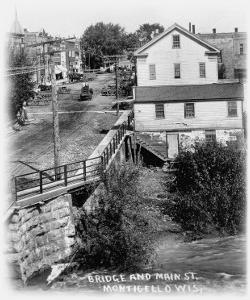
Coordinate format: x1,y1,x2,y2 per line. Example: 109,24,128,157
133,23,244,159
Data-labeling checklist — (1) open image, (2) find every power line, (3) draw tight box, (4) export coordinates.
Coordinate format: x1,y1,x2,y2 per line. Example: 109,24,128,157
4,66,45,77
6,65,41,71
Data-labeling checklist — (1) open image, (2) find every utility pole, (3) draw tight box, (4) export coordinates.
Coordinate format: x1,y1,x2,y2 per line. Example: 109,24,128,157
26,37,75,178
102,54,127,115
115,57,119,116
49,49,61,178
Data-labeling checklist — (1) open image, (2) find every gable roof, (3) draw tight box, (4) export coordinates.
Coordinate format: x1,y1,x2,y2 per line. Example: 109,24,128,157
134,83,244,103
134,23,220,56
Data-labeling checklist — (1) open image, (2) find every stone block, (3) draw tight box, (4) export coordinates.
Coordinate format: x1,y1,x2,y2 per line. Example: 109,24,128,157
58,207,70,219
50,220,63,231
9,222,19,232
39,214,49,224
64,223,75,237
47,229,64,242
55,239,66,249
36,236,45,247
47,252,60,265
51,200,65,212
11,231,20,243
45,211,57,222
10,214,20,224
64,236,75,247
11,242,21,253
44,244,55,257
41,203,52,213
57,216,70,227
34,248,43,261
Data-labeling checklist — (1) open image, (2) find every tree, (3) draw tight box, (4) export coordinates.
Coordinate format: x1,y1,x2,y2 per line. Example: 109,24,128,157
8,50,35,123
74,162,160,270
136,23,165,45
81,22,128,69
166,142,246,235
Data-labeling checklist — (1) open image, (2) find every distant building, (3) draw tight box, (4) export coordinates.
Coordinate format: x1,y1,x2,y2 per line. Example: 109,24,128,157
8,10,25,53
197,28,247,80
7,11,52,85
23,28,51,84
54,38,82,75
133,23,244,161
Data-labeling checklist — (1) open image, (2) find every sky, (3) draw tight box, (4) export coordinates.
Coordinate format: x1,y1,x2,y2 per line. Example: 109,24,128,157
1,0,249,37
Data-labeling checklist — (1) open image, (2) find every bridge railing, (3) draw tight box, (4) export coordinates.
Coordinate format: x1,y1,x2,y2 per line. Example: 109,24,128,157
14,110,134,201
102,111,133,169
15,156,102,201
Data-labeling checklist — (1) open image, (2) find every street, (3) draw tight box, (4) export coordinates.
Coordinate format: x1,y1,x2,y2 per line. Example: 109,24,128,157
8,73,119,179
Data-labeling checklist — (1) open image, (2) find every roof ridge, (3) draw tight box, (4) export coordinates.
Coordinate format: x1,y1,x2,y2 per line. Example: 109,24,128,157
134,23,220,55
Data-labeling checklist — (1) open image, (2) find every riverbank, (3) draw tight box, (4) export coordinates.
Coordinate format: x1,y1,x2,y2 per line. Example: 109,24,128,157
9,166,246,295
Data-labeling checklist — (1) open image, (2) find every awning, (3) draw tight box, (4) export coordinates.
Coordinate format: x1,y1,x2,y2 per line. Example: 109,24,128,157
55,65,67,74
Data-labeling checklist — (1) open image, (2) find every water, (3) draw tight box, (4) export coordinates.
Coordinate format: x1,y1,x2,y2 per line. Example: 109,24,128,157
50,233,246,296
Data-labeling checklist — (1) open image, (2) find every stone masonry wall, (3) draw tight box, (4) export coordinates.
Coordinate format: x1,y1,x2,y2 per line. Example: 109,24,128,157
7,194,76,283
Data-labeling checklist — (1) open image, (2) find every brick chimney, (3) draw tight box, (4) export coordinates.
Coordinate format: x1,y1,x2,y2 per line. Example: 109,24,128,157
235,27,238,33
212,28,216,34
189,22,192,32
192,25,195,34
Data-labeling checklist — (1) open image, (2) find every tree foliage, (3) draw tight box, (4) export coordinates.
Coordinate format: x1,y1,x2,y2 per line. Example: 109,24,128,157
80,22,165,69
166,142,246,235
74,162,160,271
81,22,128,68
136,23,165,44
8,50,35,121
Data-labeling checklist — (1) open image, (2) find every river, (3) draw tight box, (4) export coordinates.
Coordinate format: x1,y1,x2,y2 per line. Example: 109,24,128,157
49,233,246,296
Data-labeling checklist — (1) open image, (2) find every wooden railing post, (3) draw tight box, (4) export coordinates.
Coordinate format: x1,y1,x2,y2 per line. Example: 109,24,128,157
83,161,86,181
14,177,18,202
109,143,112,157
100,156,104,175
103,151,106,168
64,165,67,186
39,171,43,194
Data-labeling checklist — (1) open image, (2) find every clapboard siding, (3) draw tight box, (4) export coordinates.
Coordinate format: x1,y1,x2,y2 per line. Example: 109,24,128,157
137,29,218,86
134,101,243,131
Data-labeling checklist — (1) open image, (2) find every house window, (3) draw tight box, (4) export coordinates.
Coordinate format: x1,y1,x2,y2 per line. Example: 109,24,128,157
173,35,180,48
184,103,195,118
155,103,165,119
228,101,237,117
240,43,244,55
149,64,156,80
199,63,206,78
205,130,216,143
174,63,181,78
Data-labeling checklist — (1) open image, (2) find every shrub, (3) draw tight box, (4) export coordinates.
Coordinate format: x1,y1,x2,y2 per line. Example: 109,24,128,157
74,162,160,271
168,142,246,235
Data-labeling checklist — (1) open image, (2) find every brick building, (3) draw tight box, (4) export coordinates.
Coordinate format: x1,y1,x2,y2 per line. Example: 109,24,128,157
53,38,82,75
197,28,247,80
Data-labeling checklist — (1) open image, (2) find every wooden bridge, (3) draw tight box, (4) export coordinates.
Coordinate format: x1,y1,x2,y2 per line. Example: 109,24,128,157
12,111,134,208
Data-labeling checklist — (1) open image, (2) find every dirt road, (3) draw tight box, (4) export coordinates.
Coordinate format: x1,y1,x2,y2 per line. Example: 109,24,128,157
8,73,119,179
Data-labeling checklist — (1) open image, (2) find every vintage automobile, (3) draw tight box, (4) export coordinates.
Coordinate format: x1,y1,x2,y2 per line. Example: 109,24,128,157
69,73,83,82
79,84,93,101
38,84,52,91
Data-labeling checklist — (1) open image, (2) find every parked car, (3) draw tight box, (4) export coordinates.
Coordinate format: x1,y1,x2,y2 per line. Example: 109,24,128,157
79,84,93,101
69,73,83,82
38,84,52,91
